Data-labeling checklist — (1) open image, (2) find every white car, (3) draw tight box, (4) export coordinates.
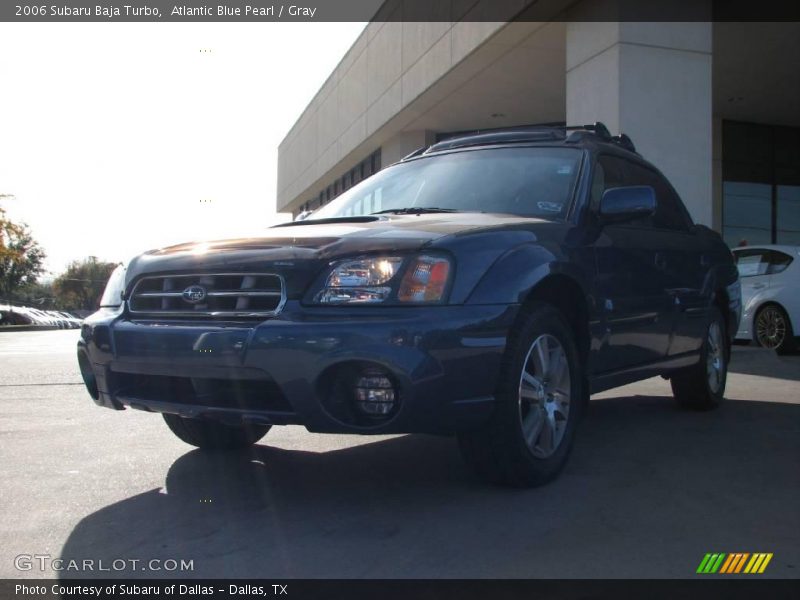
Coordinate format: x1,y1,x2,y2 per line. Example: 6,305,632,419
57,311,82,328
732,245,800,354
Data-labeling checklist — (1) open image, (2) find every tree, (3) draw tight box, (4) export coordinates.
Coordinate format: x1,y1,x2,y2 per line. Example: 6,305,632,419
12,280,62,310
53,256,120,311
0,207,46,299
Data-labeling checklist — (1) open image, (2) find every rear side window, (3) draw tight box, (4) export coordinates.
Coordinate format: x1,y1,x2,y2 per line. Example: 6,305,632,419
735,248,795,276
734,249,771,277
767,250,794,274
594,155,691,231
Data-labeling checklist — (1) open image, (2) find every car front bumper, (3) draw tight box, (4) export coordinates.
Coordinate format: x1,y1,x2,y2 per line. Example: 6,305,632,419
77,302,517,435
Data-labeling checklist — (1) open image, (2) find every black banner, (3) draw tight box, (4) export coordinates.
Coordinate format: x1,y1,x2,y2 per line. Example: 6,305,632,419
3,579,800,600
2,0,800,23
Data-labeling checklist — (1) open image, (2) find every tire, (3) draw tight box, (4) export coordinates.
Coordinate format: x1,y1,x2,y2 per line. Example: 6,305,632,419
163,413,270,450
754,304,796,355
671,306,728,410
457,304,585,487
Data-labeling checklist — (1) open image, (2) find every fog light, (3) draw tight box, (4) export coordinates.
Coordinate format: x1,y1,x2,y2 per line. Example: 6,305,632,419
354,370,397,416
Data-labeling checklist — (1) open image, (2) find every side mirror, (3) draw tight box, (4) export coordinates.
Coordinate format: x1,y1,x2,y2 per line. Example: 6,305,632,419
599,186,656,223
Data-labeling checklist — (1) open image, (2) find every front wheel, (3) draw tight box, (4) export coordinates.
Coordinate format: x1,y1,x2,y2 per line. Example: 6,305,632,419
163,413,270,450
671,307,728,410
457,304,585,487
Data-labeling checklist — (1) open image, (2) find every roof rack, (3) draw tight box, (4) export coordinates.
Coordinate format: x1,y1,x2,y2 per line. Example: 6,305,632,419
564,122,613,139
401,146,428,160
424,128,564,154
564,122,637,153
405,121,637,159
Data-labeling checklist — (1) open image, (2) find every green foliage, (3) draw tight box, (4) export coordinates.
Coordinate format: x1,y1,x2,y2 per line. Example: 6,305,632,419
0,207,47,298
52,256,120,311
10,280,63,310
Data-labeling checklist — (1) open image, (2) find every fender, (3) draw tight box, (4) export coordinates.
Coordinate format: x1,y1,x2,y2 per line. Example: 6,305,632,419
465,243,593,305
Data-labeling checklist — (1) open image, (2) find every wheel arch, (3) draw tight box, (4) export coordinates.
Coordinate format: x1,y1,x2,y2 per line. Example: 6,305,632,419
516,274,591,371
712,287,735,347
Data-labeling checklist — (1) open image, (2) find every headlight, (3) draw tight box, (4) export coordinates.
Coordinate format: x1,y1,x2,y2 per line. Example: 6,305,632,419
99,264,127,307
314,255,451,305
315,257,403,304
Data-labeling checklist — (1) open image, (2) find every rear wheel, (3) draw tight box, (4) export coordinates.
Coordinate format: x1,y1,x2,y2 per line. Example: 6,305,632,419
163,414,270,450
457,304,584,487
754,304,796,355
671,307,728,410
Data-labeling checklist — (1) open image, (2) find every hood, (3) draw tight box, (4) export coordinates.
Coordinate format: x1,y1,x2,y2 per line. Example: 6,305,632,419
125,212,555,297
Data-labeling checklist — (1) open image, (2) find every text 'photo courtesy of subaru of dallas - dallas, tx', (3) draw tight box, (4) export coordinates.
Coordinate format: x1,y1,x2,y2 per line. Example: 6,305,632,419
77,123,741,487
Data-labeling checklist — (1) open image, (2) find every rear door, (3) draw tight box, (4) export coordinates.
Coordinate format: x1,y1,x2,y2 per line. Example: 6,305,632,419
649,176,710,356
734,248,772,308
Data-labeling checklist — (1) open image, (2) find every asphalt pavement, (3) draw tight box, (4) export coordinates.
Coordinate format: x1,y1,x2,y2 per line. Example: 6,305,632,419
0,330,798,579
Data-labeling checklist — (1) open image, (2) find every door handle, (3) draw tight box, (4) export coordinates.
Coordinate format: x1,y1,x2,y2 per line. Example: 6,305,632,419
752,283,766,290
654,252,667,270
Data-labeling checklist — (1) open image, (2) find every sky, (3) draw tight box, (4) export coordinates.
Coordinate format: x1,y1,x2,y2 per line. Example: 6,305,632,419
0,21,366,276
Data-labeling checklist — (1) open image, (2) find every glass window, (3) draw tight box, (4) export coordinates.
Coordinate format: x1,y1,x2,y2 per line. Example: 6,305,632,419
722,121,800,247
723,181,772,247
312,147,582,220
602,156,655,228
777,185,800,244
733,249,770,277
768,250,794,274
595,155,690,231
650,178,692,231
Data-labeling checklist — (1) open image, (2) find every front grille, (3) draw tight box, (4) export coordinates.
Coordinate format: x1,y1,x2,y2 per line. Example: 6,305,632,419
128,272,284,317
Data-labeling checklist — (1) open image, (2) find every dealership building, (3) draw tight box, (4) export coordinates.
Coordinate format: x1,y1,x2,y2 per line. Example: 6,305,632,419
277,3,800,247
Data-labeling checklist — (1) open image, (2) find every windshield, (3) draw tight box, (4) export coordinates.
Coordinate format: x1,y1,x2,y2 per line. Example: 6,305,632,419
311,147,582,220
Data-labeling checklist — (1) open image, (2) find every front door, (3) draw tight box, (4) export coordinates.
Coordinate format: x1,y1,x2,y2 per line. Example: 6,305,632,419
592,224,675,373
588,154,675,374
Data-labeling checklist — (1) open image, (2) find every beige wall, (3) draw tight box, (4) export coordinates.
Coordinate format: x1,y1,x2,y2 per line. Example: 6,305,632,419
277,16,514,214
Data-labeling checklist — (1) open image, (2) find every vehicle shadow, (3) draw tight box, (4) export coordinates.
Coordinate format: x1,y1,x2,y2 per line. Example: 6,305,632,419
729,345,800,381
59,396,800,579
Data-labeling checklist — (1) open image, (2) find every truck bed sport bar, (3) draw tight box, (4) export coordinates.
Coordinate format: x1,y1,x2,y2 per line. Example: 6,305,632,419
404,121,637,159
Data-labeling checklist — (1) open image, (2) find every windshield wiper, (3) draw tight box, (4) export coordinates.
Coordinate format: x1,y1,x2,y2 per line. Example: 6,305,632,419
371,207,459,215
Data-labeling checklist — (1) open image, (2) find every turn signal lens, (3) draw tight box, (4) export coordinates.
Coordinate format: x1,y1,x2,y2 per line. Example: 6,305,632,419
397,256,451,303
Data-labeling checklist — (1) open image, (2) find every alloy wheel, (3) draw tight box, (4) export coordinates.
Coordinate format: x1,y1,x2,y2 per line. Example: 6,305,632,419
756,306,786,349
518,334,571,458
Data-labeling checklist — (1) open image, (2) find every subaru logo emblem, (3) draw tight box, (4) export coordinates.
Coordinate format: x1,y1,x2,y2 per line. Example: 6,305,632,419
182,285,207,304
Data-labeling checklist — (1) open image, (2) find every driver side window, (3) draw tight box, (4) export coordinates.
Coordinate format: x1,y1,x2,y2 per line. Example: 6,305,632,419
593,154,690,231
594,155,654,228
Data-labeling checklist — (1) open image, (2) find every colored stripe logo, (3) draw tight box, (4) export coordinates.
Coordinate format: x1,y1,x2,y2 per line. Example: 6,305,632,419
697,553,773,574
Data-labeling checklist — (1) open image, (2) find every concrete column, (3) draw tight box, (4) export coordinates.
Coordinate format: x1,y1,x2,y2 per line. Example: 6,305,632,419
566,21,713,225
711,116,723,232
